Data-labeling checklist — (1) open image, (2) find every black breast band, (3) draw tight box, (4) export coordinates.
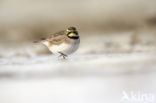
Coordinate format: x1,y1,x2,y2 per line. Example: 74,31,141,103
69,36,79,39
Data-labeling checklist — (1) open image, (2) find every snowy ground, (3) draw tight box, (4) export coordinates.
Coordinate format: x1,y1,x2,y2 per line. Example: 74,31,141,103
0,31,156,103
0,0,156,102
0,52,156,103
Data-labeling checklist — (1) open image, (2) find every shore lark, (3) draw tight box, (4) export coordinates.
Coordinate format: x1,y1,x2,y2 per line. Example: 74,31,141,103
34,27,80,59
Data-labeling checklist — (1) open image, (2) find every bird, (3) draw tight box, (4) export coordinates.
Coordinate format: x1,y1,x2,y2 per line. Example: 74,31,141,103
34,26,80,59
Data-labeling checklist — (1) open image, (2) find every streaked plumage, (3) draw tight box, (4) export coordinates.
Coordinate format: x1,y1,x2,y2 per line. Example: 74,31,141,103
34,27,80,59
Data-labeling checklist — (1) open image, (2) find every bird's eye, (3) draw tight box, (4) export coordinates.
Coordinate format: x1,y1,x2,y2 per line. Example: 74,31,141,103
74,31,78,34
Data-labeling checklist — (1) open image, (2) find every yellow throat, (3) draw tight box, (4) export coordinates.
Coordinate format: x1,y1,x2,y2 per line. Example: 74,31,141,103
68,33,78,37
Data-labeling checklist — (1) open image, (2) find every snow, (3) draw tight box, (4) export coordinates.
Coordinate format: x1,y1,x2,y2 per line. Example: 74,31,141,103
0,53,156,78
0,53,156,103
0,0,156,102
0,31,156,103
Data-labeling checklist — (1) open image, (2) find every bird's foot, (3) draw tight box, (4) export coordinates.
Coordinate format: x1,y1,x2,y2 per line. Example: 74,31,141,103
58,52,68,59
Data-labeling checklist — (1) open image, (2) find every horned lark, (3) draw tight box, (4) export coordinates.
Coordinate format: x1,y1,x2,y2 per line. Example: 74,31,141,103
34,27,80,59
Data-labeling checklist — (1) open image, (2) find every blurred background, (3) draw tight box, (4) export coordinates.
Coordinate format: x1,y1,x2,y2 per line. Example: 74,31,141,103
0,0,156,57
0,0,156,103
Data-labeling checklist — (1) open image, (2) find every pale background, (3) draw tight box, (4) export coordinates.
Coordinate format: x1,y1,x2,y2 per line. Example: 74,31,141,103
0,0,156,103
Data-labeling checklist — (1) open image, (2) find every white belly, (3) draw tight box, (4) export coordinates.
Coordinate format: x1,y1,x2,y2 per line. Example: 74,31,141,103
49,39,80,55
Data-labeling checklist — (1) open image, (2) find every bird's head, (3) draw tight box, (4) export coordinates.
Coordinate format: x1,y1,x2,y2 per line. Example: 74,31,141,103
66,26,79,39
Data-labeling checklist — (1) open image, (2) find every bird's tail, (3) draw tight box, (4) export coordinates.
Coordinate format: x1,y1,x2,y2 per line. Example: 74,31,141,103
33,38,46,43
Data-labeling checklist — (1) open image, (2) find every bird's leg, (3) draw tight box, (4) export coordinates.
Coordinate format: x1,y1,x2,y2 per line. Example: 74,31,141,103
58,52,68,59
62,55,66,59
